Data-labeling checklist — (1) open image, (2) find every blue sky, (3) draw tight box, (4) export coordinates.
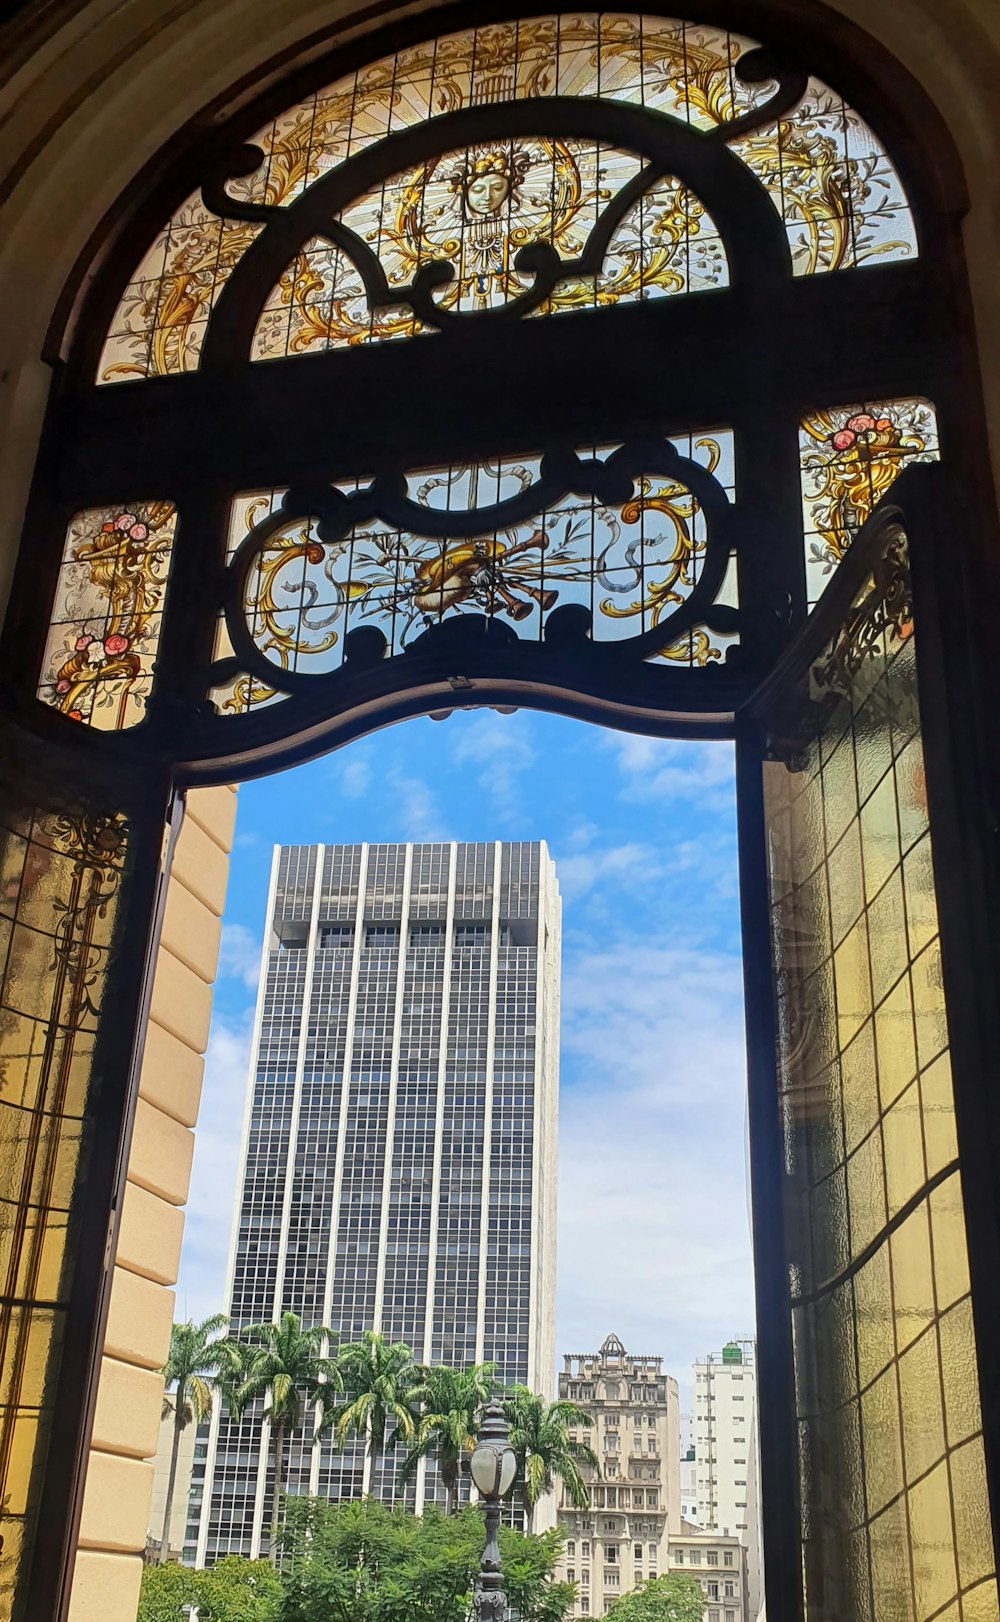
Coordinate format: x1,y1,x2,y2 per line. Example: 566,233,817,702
175,708,754,1404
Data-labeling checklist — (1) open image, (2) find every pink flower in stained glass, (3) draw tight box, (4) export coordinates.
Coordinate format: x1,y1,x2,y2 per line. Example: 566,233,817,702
128,523,149,541
113,512,137,532
75,633,93,650
832,430,855,451
875,417,893,432
56,680,70,693
845,413,876,433
103,633,130,656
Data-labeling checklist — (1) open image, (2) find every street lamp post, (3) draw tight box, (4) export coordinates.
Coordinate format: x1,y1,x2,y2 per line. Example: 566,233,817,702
470,1401,518,1622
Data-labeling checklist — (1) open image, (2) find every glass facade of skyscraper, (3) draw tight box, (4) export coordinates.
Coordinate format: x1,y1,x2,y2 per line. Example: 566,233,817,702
193,841,559,1562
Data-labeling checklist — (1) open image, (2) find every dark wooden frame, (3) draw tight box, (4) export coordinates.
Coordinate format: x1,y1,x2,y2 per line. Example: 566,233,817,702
2,7,998,1621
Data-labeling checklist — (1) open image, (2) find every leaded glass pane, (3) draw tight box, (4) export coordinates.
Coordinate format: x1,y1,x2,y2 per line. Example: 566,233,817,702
761,527,998,1620
799,400,939,605
210,429,736,713
37,503,177,729
96,13,916,383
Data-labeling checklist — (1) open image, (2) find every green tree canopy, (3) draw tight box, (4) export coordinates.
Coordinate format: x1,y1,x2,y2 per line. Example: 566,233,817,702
137,1561,202,1622
159,1314,228,1559
502,1387,600,1532
605,1573,707,1622
399,1361,499,1513
137,1558,282,1622
223,1311,340,1558
277,1496,574,1622
333,1331,421,1483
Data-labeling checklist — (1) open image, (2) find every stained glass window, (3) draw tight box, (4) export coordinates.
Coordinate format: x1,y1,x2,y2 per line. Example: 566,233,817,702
210,430,736,714
97,14,915,382
800,399,939,605
762,526,999,1622
38,503,177,729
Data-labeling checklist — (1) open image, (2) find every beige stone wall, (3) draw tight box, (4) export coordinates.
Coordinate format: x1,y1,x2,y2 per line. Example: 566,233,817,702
68,786,236,1622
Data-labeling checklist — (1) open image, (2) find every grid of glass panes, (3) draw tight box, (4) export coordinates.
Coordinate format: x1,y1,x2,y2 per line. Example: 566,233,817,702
97,15,916,384
484,940,537,1379
763,539,999,1622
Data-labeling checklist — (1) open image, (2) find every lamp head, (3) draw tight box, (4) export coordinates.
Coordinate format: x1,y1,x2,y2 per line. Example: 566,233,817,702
470,1400,517,1499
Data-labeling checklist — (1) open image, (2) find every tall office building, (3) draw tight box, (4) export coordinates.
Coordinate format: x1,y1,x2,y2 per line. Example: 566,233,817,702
693,1342,763,1620
194,841,560,1564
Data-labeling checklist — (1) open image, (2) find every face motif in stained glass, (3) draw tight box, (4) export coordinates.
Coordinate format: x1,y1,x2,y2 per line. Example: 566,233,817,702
97,14,916,382
38,503,177,729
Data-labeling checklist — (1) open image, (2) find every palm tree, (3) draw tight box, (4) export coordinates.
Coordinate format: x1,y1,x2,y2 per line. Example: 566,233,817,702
224,1311,340,1558
400,1361,499,1513
159,1314,228,1561
334,1331,421,1494
503,1387,601,1533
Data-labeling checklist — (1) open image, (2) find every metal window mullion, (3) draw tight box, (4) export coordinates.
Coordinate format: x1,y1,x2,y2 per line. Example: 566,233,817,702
417,842,457,1514
368,845,413,1497
198,841,280,1568
316,844,370,1495
250,844,324,1556
475,842,504,1366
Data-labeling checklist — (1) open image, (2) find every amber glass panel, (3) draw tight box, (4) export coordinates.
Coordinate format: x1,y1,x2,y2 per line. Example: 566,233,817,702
97,14,916,381
762,529,997,1621
210,430,737,713
799,400,939,605
37,503,177,730
0,788,129,1618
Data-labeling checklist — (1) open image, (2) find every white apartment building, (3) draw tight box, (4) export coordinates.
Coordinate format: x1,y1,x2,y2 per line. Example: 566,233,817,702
194,841,560,1562
557,1335,681,1615
693,1342,763,1620
668,1526,750,1622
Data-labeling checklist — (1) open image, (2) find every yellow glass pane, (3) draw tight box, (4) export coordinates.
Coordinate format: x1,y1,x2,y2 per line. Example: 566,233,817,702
909,1459,958,1619
836,913,873,1047
911,940,948,1071
938,1299,982,1448
874,972,917,1111
930,1173,971,1312
869,1494,915,1622
828,820,865,948
898,1327,944,1484
890,1203,935,1352
962,1578,1000,1622
883,1082,926,1219
847,1130,887,1260
861,1363,904,1517
854,706,894,809
843,1018,879,1156
860,769,900,905
920,1051,958,1178
895,737,930,857
2,1408,40,1517
820,732,859,851
812,1166,850,1281
950,1438,995,1590
902,835,938,963
855,1246,895,1390
868,869,908,1007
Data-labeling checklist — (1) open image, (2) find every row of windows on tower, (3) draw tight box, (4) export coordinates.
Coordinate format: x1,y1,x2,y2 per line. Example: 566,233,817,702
276,921,534,949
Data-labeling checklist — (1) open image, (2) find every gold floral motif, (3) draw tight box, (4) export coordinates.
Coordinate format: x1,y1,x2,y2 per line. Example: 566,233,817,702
38,503,176,729
799,399,938,599
99,14,914,382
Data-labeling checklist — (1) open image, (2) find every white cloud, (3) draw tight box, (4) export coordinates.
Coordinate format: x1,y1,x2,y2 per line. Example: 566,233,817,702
450,712,536,827
174,1014,255,1325
218,922,262,990
337,755,372,800
554,840,662,903
385,764,448,841
556,940,754,1400
606,734,736,813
